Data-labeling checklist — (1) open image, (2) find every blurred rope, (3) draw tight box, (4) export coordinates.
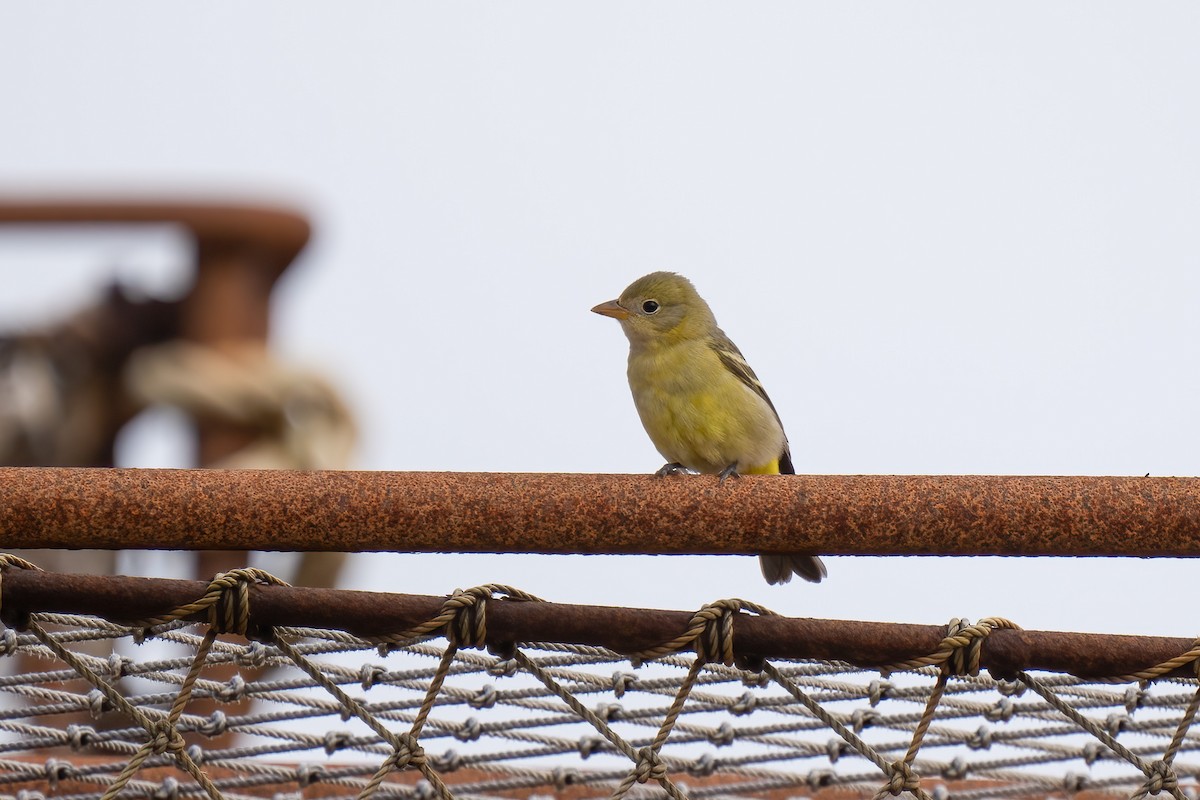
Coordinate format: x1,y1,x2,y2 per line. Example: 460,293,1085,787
1,316,357,588
124,341,356,471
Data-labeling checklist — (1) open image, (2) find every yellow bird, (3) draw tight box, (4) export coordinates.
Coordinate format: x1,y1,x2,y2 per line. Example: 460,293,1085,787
592,271,826,585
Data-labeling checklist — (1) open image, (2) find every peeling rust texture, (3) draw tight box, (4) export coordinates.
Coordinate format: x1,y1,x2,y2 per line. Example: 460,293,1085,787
0,569,1193,680
1,469,1198,557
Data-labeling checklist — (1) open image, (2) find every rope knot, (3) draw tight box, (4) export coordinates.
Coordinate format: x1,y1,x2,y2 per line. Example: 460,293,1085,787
206,568,288,636
147,721,185,755
323,731,351,755
806,768,836,791
687,753,716,778
468,684,497,709
594,702,623,722
986,697,1015,722
551,767,580,790
1062,772,1088,793
694,600,738,665
428,584,541,650
1124,683,1148,714
942,617,1017,677
487,658,519,678
730,690,757,716
443,588,489,649
296,764,325,788
851,708,878,733
966,724,992,750
868,678,893,707
708,722,735,747
877,616,1020,677
386,733,426,770
632,747,668,784
216,674,247,703
878,761,922,798
431,749,463,772
941,756,968,781
43,758,73,789
66,724,94,750
1082,742,1105,766
454,716,482,742
238,641,269,667
1135,761,1178,798
198,711,227,737
633,598,778,664
611,671,637,698
701,599,777,665
86,689,109,719
359,663,387,690
1105,712,1129,737
106,653,131,679
577,736,604,759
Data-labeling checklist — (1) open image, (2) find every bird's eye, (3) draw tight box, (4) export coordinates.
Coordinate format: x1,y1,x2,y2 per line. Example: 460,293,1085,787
642,300,660,314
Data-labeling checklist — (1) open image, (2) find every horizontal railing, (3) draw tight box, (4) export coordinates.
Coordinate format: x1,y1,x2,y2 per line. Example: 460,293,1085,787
0,566,1193,679
1,468,1197,557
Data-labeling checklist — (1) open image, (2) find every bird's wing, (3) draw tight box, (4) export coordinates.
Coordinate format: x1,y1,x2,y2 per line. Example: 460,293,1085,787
709,330,781,418
709,330,793,472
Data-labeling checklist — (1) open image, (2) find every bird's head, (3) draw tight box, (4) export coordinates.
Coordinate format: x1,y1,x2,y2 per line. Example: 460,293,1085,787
591,271,716,347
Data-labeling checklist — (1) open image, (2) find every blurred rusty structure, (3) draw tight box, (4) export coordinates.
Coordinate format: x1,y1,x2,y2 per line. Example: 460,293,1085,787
0,201,333,749
0,200,307,471
1,468,1198,558
0,200,353,586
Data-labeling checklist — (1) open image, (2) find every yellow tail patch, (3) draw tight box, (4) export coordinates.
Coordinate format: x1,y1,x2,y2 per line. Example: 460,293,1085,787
743,459,780,475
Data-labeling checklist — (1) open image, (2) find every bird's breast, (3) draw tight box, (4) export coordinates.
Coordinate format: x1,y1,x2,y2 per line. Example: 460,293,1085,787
626,342,785,474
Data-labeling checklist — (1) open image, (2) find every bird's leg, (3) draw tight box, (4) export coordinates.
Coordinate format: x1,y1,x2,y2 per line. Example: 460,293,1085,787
718,463,741,483
655,462,688,477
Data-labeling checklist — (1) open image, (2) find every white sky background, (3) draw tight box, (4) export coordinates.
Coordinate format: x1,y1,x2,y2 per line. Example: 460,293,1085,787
1,4,1199,638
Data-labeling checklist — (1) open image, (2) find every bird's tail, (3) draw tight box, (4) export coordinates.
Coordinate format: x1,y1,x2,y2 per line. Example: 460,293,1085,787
759,451,826,584
759,553,827,585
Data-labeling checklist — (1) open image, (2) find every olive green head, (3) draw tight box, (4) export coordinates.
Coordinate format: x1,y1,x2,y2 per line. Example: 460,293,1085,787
591,271,717,346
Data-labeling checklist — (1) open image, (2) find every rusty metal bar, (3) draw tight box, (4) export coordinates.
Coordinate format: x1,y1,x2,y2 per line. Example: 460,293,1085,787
0,567,1191,679
1,468,1198,557
0,201,310,278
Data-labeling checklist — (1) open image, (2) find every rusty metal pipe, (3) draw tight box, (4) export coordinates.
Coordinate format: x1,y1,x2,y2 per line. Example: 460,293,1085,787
1,468,1198,557
0,201,310,278
0,568,1191,679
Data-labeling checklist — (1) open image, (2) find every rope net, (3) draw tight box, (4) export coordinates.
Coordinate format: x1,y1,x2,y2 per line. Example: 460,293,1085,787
1,561,1198,800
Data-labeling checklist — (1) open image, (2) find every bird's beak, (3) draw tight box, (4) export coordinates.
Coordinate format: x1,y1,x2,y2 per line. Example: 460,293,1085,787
591,300,631,320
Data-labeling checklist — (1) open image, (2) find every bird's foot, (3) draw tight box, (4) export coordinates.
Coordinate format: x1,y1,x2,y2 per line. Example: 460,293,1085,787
655,462,688,477
718,463,741,483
